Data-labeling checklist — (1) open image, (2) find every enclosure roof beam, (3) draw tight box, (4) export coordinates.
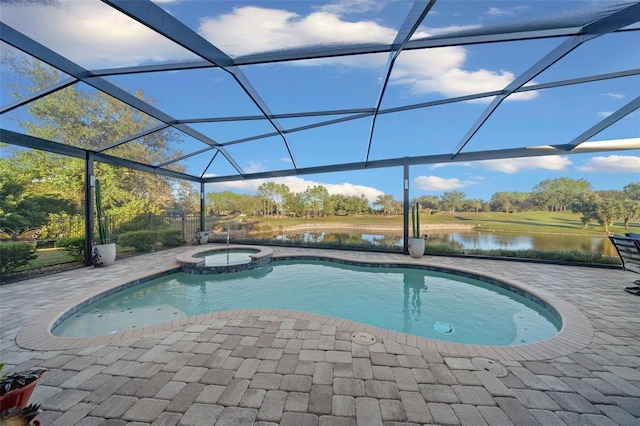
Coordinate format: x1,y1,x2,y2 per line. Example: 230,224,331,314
451,2,640,158
0,77,78,114
202,139,640,184
210,68,640,148
364,0,437,165
103,0,298,170
87,26,639,75
1,129,201,183
0,22,245,176
560,95,640,151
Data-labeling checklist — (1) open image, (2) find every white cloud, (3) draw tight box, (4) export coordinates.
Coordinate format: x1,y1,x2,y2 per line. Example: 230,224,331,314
597,111,614,118
198,7,396,56
603,93,624,99
198,6,537,101
486,6,530,17
1,0,195,68
429,156,572,174
576,155,640,173
207,175,384,201
3,2,537,102
477,156,572,173
486,7,513,16
392,49,536,100
413,176,469,191
316,0,386,15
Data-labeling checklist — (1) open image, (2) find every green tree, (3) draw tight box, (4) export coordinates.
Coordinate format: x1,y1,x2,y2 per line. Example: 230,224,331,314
4,56,185,227
440,191,466,214
570,192,600,228
303,185,330,217
594,199,623,233
0,150,79,229
414,195,439,214
621,199,640,230
623,182,640,200
532,178,591,211
373,194,397,216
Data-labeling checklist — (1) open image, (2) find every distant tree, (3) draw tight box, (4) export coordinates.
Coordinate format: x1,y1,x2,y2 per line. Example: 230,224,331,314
284,192,306,217
621,199,640,230
440,191,466,214
623,182,640,200
594,199,623,233
532,178,591,211
570,192,600,228
373,194,397,216
462,199,484,213
257,182,288,217
414,195,440,214
490,192,525,213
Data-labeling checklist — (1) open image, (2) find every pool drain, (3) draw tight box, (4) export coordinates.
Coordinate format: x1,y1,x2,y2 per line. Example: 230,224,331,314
351,331,377,346
433,321,455,334
471,357,508,377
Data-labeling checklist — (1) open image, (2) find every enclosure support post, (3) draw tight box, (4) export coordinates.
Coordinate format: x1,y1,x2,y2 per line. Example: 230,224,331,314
403,157,409,255
200,182,206,233
84,153,95,266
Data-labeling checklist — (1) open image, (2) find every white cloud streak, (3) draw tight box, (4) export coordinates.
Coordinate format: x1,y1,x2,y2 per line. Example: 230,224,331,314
577,155,640,173
413,176,469,191
477,156,572,173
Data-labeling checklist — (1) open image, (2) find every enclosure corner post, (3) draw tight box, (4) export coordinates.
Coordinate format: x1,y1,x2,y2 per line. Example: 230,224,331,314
403,157,409,255
84,152,95,266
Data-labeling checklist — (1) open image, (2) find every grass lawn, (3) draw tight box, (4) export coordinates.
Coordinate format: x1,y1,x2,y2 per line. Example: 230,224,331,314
211,210,636,236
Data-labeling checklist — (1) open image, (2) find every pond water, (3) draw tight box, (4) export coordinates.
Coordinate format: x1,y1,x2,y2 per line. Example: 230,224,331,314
271,230,616,256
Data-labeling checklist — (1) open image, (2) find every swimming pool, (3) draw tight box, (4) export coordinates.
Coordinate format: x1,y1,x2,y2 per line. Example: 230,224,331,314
53,259,561,345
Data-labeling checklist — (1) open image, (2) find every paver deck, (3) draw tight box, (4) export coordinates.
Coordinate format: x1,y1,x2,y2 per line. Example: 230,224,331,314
1,245,638,425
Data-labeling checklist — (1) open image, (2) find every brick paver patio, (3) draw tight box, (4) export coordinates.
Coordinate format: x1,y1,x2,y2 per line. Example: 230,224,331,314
1,245,638,425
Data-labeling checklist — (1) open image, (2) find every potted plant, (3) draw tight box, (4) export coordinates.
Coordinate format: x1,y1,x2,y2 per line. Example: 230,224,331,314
0,404,42,425
408,202,426,258
92,178,116,267
198,229,209,245
0,364,47,416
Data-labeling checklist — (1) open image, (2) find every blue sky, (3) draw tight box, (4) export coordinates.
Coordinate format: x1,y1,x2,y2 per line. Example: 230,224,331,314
1,0,639,202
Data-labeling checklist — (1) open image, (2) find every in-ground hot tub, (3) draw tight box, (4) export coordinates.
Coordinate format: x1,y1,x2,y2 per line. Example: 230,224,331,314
177,245,272,274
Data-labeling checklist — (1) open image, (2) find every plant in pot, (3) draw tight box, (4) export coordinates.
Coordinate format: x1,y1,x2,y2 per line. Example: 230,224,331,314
408,202,426,258
0,364,47,425
92,178,116,267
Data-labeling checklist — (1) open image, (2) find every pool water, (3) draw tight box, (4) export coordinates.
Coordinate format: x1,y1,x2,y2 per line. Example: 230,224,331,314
197,249,256,266
53,260,561,345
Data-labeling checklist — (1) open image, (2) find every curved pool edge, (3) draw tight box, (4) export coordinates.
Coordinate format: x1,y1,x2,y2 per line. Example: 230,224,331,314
16,250,593,362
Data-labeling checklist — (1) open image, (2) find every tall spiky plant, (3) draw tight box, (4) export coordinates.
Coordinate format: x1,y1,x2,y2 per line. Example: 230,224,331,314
411,201,420,238
95,179,110,244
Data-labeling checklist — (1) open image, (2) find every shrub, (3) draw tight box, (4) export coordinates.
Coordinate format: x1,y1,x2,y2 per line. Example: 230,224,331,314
55,236,85,259
117,230,158,252
0,242,37,274
158,228,184,247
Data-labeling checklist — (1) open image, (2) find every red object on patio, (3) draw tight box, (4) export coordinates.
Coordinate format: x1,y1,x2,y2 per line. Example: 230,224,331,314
0,378,40,411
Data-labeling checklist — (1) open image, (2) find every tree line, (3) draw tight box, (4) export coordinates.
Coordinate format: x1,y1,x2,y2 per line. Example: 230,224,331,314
206,178,640,232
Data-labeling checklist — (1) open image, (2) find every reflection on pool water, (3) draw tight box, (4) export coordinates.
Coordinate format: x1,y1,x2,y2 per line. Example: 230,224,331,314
196,249,257,266
53,260,561,346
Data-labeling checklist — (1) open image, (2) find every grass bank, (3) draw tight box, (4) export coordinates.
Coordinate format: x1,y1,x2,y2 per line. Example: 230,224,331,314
210,210,636,236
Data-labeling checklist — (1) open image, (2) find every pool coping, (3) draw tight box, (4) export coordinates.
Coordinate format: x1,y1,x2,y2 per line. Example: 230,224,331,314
15,248,593,362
